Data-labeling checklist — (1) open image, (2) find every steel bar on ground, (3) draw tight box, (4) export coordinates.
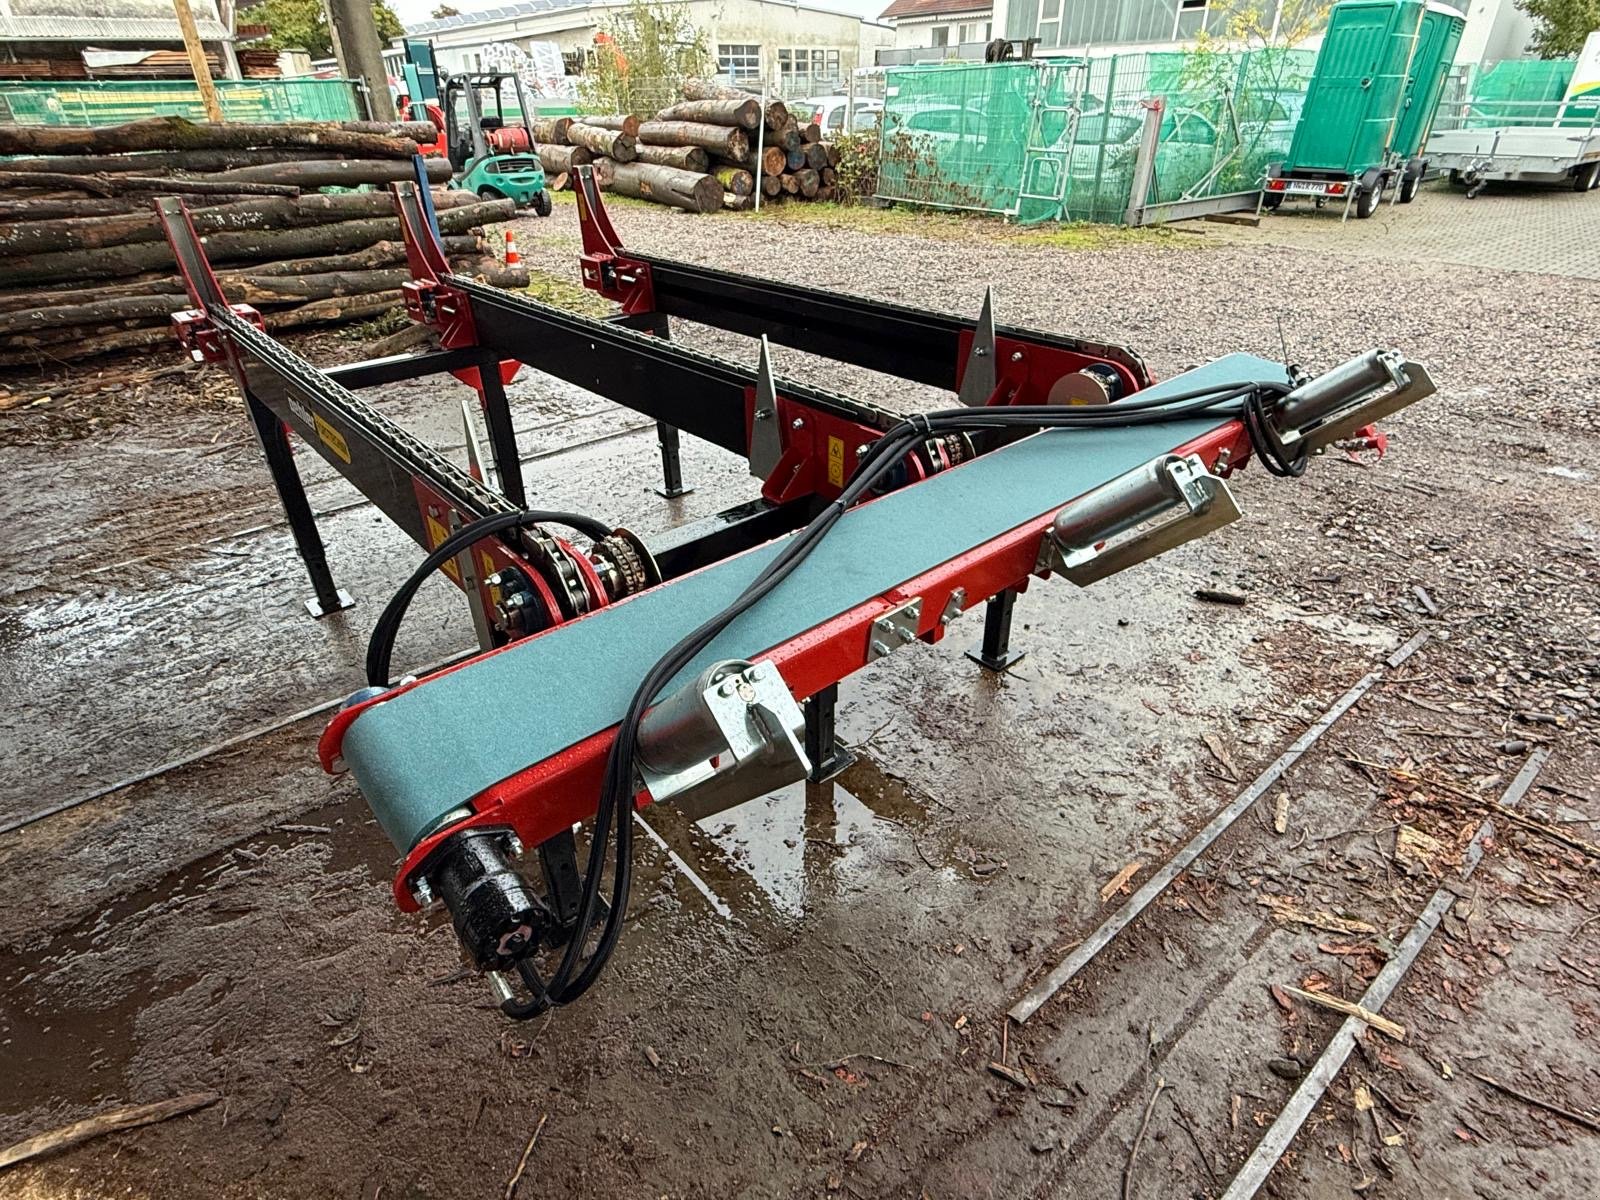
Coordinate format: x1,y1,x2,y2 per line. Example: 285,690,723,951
1008,631,1431,1023
1218,748,1552,1200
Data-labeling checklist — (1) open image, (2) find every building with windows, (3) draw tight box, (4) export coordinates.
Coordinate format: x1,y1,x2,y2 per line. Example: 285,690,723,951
877,0,994,59
404,0,893,96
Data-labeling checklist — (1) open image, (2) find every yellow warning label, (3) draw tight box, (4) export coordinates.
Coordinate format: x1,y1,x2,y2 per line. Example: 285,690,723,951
426,513,461,583
313,413,350,464
827,435,845,488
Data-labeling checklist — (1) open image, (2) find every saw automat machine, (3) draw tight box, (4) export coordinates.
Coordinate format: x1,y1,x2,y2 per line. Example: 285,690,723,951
155,165,1434,1019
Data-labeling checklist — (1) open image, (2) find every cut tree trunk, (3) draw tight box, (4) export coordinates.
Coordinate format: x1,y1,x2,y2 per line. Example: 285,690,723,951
0,171,301,198
0,199,513,286
680,79,757,103
206,157,453,187
713,166,753,197
0,117,421,159
800,122,821,144
722,191,750,211
654,98,761,130
0,194,284,221
764,100,790,130
565,123,636,163
804,143,830,171
757,146,787,177
530,118,573,145
578,114,642,137
761,174,782,198
794,168,820,198
821,167,837,188
815,185,837,202
785,147,807,171
636,121,749,161
0,148,345,175
537,144,592,176
779,173,799,195
634,143,710,173
598,161,721,213
0,189,475,256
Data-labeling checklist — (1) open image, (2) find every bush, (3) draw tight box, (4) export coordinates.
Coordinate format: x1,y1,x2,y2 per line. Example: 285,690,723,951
830,130,879,203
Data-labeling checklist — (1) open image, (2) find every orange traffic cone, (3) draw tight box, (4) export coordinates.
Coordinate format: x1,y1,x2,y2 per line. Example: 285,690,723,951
504,229,521,267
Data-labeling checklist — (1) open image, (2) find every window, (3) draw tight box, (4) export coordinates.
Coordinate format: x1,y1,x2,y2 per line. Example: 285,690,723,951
1036,0,1060,48
717,43,760,82
1175,0,1209,38
777,48,841,91
958,21,991,44
930,26,950,47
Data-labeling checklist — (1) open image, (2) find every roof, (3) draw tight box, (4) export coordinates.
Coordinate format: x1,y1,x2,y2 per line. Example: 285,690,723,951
0,0,230,42
407,0,883,36
877,0,990,19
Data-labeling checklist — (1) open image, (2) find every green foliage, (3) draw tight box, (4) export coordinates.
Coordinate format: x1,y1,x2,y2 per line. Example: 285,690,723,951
1516,0,1600,56
829,129,880,202
256,0,405,60
576,0,712,116
431,4,461,17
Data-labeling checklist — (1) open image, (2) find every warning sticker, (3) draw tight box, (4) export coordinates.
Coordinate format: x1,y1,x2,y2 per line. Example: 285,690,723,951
827,435,845,489
313,413,351,464
425,513,461,583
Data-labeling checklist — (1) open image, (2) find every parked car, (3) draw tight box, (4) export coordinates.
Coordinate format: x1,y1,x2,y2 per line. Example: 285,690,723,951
799,95,883,138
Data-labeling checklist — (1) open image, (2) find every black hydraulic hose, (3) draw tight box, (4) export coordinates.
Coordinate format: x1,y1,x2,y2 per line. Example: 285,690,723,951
529,378,1302,1014
365,508,611,688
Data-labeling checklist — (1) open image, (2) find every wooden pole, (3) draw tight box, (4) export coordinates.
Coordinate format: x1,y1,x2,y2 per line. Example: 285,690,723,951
172,0,223,123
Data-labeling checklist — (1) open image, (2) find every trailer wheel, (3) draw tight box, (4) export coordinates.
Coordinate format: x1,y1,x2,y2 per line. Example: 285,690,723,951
1573,162,1599,192
1449,168,1462,186
1398,172,1420,203
1261,192,1283,210
1354,182,1382,219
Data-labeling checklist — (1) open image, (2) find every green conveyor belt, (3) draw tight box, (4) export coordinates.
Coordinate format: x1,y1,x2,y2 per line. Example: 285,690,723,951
339,354,1289,851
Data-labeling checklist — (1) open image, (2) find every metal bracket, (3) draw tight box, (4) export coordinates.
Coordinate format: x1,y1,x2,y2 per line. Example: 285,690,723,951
956,287,997,407
867,596,923,661
171,304,263,363
940,587,966,628
636,659,810,821
748,335,782,480
1275,352,1436,455
1037,454,1241,587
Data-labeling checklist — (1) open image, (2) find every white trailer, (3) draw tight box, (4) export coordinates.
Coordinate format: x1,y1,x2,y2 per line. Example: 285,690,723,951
1426,99,1600,197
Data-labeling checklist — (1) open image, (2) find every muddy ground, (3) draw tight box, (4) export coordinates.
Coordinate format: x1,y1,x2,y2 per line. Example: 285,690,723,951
0,185,1596,1199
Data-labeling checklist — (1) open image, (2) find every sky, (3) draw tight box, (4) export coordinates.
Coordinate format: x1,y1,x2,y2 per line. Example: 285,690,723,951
387,0,893,28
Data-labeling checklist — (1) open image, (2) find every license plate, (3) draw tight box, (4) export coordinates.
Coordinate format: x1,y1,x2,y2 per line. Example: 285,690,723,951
1285,181,1324,194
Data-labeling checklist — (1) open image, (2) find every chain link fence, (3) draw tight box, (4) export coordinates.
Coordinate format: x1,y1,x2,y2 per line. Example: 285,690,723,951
0,78,365,126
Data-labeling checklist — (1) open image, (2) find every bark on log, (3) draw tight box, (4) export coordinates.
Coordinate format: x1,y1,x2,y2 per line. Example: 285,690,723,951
578,114,641,137
0,326,170,365
815,185,837,202
779,172,799,195
531,117,573,145
713,166,753,197
0,199,513,286
654,98,761,130
680,79,757,103
245,234,482,275
774,125,802,155
821,167,837,188
0,118,420,159
634,143,710,172
0,148,345,175
785,147,807,171
757,146,787,177
0,197,160,220
336,121,441,141
804,143,830,171
537,143,592,176
800,121,822,144
565,123,636,163
636,121,748,161
761,174,782,197
264,290,405,329
0,190,475,256
764,100,790,130
722,191,750,211
206,157,454,187
598,161,721,213
795,168,820,198
826,143,841,168
0,171,301,198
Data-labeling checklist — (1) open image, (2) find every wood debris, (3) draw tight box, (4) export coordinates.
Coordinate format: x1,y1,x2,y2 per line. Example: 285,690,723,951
0,1092,219,1171
1100,861,1143,903
1279,985,1405,1040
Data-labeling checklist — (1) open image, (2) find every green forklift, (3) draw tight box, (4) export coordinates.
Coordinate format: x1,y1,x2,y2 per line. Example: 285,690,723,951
440,69,552,216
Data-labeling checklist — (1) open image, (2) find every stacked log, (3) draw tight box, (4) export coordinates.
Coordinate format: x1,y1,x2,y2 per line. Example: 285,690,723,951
0,117,526,365
542,85,841,213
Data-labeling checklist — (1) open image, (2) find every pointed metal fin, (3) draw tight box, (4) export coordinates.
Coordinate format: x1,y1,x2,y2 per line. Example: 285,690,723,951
957,286,997,407
748,335,782,480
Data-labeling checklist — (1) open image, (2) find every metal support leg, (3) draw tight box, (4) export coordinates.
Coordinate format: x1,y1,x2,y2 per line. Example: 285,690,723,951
966,588,1024,672
476,363,527,508
804,683,855,783
654,420,691,499
246,390,353,619
535,828,586,945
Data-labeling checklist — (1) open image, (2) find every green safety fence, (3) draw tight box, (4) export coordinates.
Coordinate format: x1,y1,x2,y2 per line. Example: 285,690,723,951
1450,58,1598,128
0,78,364,127
877,49,1315,225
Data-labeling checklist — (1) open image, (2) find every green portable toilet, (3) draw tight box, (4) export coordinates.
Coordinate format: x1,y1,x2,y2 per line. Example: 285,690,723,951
1390,1,1467,169
1264,0,1427,217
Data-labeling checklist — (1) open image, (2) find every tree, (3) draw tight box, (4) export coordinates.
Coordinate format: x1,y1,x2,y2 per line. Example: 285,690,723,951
431,4,460,16
1517,0,1600,56
255,0,405,59
576,0,712,117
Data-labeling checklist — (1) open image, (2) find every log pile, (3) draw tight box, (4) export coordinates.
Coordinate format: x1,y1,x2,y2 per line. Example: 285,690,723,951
539,83,840,213
0,117,526,366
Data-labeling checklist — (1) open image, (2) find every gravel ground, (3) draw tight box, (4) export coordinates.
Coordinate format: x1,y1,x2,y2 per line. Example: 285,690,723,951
0,189,1595,1199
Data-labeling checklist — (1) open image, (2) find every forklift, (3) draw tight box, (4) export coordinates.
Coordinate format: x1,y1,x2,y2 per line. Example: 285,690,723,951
439,68,552,215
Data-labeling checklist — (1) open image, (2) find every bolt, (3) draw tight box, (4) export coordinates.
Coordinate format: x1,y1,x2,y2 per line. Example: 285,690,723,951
486,572,504,587
719,679,738,697
974,347,989,357
791,417,805,430
505,592,527,609
1011,350,1024,362
755,409,771,421
507,834,524,857
896,626,916,643
856,444,871,459
870,639,891,658
735,679,757,703
413,878,434,907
